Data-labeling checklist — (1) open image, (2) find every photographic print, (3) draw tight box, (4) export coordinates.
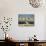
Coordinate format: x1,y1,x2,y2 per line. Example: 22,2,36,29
18,14,34,26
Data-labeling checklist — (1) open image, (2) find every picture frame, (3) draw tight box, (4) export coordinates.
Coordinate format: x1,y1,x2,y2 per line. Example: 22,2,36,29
18,14,34,26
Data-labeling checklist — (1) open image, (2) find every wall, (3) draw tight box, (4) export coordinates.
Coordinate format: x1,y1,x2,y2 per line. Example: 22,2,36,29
0,0,46,40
